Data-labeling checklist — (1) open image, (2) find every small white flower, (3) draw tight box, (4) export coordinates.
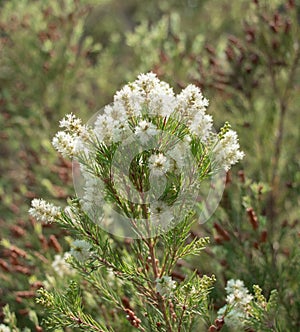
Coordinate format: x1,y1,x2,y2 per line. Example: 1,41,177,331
69,239,92,262
135,120,158,144
0,324,11,332
59,113,82,133
218,279,253,330
149,153,170,176
225,279,253,306
148,88,176,117
114,84,144,117
52,131,76,157
155,276,176,296
176,84,209,119
94,114,116,143
53,114,91,158
221,307,247,330
135,72,161,95
213,130,245,171
52,252,74,277
94,114,130,144
188,113,213,142
104,104,127,122
29,198,61,223
225,279,245,292
111,121,131,143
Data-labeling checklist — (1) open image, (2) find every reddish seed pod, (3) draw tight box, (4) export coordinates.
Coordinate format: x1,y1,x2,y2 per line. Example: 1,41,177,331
238,170,246,183
209,57,217,66
15,291,35,298
214,236,223,245
273,13,280,24
33,252,49,264
226,171,232,185
48,235,62,253
205,44,216,55
214,223,230,241
270,23,278,33
228,35,239,45
0,259,10,272
16,297,22,303
260,230,268,243
121,296,132,310
10,253,19,266
39,235,49,250
272,39,279,50
31,281,44,289
215,317,224,328
245,27,256,42
287,0,295,9
171,271,185,281
42,7,53,18
250,53,259,65
282,248,290,257
18,309,29,316
14,265,31,275
220,259,228,267
285,19,292,34
10,225,25,238
208,325,218,332
225,45,235,61
238,54,245,65
245,65,252,74
246,207,259,230
11,246,27,258
43,62,50,72
125,308,141,328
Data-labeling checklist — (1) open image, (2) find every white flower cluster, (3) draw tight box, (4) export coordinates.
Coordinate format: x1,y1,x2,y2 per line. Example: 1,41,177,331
52,252,74,277
69,239,92,262
0,325,10,332
149,153,171,176
135,120,158,144
52,131,76,157
95,73,243,172
29,198,61,223
213,130,245,171
218,279,253,330
176,84,212,141
52,113,90,157
155,276,176,296
93,73,213,145
51,73,244,172
46,73,244,236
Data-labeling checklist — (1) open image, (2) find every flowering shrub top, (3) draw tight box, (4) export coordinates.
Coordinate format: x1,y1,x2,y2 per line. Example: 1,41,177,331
49,73,244,238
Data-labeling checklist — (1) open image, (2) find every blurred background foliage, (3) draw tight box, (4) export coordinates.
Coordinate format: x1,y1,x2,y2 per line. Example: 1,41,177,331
0,0,299,331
